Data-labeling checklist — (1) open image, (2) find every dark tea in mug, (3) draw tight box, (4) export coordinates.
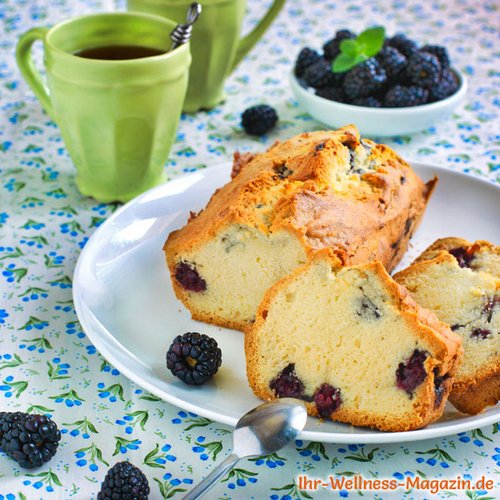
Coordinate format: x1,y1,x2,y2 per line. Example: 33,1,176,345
75,44,165,60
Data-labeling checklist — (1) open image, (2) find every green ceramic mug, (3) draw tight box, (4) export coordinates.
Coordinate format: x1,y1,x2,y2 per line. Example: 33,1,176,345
128,0,286,112
16,12,191,203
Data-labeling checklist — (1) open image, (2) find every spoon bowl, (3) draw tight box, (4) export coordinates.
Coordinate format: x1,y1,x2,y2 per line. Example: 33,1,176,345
182,398,307,499
234,398,308,457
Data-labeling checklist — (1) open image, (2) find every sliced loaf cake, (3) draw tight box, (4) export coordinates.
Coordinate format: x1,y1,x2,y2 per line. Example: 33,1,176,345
245,253,462,431
164,125,436,330
394,238,499,414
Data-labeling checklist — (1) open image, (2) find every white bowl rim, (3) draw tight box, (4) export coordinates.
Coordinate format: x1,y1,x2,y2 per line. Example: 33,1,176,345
290,67,468,113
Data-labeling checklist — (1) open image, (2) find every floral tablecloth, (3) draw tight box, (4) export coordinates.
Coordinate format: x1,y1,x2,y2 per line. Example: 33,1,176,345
0,0,499,498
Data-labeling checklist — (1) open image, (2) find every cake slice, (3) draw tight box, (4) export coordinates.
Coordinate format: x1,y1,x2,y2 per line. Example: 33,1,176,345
394,238,500,414
164,125,436,331
245,253,462,432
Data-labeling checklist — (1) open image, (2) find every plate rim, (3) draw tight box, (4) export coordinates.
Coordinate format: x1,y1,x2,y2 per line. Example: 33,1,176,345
73,161,500,444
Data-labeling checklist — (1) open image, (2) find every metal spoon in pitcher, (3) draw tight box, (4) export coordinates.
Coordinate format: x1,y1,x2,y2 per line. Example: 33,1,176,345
181,398,307,500
169,2,202,51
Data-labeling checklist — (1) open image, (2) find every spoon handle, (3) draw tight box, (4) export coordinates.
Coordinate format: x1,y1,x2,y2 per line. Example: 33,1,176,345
181,453,240,500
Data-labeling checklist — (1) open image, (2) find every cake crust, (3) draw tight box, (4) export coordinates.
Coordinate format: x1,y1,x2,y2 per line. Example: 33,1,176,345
245,252,462,432
164,126,437,331
394,237,500,415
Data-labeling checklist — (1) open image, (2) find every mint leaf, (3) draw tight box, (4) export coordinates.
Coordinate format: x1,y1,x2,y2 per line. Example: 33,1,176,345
352,53,368,66
332,53,355,73
340,39,360,57
357,26,385,57
332,53,367,73
332,26,385,73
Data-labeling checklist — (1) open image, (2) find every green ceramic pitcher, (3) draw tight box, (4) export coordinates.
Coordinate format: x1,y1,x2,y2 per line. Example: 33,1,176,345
16,13,191,202
128,0,286,112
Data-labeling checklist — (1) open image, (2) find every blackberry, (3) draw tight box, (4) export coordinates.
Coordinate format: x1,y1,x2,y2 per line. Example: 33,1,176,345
329,69,345,88
393,67,413,86
434,371,449,408
241,104,278,136
98,461,150,500
166,332,222,385
315,86,346,103
313,384,342,417
449,246,475,268
429,69,458,102
376,46,407,78
407,51,441,89
175,262,206,292
294,47,322,77
387,33,418,58
396,349,428,395
323,29,355,60
303,59,338,88
270,363,306,399
0,412,61,468
0,412,23,443
343,58,387,99
471,328,491,340
421,45,450,69
384,85,429,107
351,96,382,108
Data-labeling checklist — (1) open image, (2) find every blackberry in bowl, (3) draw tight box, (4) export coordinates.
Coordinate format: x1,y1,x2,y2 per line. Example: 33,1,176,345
291,28,467,136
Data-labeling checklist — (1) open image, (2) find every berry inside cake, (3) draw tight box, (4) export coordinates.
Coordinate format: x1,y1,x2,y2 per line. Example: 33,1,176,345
394,238,500,414
164,125,436,331
245,254,462,432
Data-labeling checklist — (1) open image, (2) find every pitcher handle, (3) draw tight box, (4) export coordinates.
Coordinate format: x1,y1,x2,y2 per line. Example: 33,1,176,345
231,0,286,72
16,27,55,120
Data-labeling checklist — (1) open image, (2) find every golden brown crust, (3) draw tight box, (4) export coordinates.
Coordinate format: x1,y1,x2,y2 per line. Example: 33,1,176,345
165,126,437,330
394,237,500,415
165,125,435,266
412,237,497,264
450,364,500,414
245,254,462,432
231,151,255,178
191,309,250,331
247,381,455,432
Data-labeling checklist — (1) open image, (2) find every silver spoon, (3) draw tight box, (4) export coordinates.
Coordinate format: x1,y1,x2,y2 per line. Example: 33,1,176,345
169,2,202,52
181,398,307,500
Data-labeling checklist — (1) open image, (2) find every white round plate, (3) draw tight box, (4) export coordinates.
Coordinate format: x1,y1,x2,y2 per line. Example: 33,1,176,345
73,162,500,443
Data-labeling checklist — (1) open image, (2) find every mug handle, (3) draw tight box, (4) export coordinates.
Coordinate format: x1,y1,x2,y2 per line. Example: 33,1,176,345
16,27,55,120
230,0,286,72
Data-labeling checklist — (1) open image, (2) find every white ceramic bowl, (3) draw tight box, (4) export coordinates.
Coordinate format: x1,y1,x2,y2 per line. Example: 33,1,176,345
290,69,467,136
